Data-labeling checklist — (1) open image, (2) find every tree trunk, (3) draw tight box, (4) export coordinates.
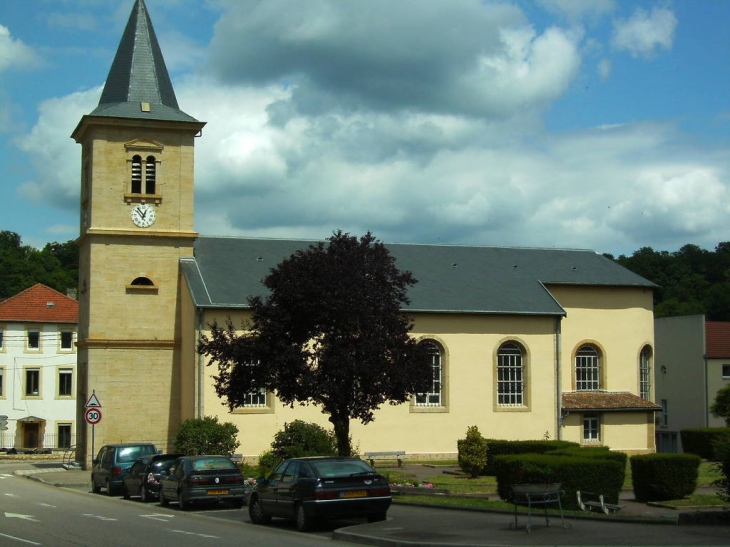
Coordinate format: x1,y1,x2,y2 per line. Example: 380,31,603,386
329,414,351,457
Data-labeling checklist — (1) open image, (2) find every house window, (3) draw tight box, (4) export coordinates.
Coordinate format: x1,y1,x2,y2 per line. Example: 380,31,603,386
57,424,72,449
0,329,3,350
723,364,730,379
0,367,3,397
27,330,40,351
639,346,652,399
25,368,40,396
583,413,600,442
416,342,442,406
497,342,524,406
243,388,267,407
661,399,668,427
58,368,73,397
60,331,74,351
575,345,600,391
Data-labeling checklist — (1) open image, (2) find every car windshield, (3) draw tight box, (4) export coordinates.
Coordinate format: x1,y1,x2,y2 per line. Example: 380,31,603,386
311,460,374,477
117,445,156,463
191,457,236,471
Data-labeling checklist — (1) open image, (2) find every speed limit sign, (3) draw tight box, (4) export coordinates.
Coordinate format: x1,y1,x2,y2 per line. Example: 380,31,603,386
85,407,102,425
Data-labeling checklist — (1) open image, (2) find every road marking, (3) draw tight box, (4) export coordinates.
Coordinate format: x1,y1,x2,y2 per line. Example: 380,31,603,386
4,493,18,497
140,513,174,522
0,474,13,479
0,532,41,545
170,529,220,539
82,514,117,521
35,503,56,508
5,512,39,522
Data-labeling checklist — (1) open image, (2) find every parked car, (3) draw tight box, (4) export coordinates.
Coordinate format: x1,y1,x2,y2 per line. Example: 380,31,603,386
247,457,392,532
91,443,158,496
159,455,245,510
121,453,182,502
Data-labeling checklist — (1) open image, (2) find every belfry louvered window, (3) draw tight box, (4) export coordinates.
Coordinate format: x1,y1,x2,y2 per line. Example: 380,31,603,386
145,156,156,194
130,154,157,194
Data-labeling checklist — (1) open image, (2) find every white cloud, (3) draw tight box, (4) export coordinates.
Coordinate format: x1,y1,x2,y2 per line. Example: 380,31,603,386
611,6,677,58
0,24,41,72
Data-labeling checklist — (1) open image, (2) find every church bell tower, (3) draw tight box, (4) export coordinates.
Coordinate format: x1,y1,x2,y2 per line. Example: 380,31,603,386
71,0,205,465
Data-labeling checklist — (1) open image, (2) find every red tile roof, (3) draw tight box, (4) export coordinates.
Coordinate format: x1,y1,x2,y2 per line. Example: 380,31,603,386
562,391,661,412
706,321,730,359
0,284,78,324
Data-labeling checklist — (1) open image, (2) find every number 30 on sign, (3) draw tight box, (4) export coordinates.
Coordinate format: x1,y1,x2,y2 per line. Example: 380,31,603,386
85,407,102,425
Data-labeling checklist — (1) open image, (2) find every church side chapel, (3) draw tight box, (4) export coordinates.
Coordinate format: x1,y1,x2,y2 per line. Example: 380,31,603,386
73,0,660,465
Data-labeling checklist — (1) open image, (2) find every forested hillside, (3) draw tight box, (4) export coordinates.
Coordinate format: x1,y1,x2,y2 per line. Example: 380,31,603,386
608,242,730,321
0,231,78,299
0,229,728,321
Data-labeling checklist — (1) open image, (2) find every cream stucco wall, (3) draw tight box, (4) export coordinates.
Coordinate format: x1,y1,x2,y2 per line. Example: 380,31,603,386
190,283,656,460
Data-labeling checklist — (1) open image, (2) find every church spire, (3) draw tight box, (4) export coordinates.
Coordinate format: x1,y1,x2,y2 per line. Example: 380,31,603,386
90,0,198,123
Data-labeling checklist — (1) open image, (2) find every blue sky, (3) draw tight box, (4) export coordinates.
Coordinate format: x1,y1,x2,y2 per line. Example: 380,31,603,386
1,0,728,257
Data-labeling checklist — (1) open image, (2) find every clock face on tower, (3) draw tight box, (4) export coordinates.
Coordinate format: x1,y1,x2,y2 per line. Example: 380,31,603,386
131,203,156,228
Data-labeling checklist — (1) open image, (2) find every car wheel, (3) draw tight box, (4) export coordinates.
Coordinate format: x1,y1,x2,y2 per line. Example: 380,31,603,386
367,511,387,523
91,476,101,494
159,490,169,507
295,502,312,532
178,493,189,511
122,483,130,500
248,495,271,525
140,485,149,503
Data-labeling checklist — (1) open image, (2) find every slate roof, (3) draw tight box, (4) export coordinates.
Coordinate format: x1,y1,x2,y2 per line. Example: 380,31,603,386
181,236,656,315
562,392,662,412
706,321,730,359
89,0,199,123
0,284,78,324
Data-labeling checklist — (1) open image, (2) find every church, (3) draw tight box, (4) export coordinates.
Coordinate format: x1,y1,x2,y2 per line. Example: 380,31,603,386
72,0,660,466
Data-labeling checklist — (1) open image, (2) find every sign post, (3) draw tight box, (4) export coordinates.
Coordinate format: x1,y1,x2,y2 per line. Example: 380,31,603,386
84,392,102,461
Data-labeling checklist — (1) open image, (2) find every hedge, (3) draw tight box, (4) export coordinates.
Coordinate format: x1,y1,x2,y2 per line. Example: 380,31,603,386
493,453,624,510
485,439,578,475
680,428,730,460
630,453,700,502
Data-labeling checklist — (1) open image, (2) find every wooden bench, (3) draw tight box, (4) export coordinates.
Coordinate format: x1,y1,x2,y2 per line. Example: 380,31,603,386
576,491,624,515
364,451,406,467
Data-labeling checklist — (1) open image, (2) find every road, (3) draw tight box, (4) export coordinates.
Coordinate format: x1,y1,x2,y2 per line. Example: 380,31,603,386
0,469,358,547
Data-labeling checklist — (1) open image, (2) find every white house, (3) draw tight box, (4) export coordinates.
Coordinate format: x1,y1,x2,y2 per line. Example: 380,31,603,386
0,284,78,453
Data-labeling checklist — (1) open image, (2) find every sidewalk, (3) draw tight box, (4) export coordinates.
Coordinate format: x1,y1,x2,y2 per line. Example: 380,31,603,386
12,461,730,547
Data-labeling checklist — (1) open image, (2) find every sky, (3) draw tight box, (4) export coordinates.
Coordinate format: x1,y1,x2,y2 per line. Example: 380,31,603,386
1,0,728,257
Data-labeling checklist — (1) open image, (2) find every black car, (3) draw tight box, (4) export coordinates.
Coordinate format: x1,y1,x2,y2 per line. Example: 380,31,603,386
91,443,158,496
248,457,391,532
121,453,182,502
159,455,245,510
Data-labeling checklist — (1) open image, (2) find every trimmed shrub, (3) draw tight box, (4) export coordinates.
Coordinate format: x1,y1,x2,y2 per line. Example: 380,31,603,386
681,428,730,460
484,439,578,475
457,426,488,478
257,450,281,477
713,437,730,502
494,453,624,510
172,416,240,456
630,453,700,502
270,420,338,461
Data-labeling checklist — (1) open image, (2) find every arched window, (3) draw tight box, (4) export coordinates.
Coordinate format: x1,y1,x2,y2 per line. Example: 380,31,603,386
415,341,442,406
131,155,142,193
145,155,156,194
576,345,600,391
639,346,652,399
497,342,524,406
130,276,155,286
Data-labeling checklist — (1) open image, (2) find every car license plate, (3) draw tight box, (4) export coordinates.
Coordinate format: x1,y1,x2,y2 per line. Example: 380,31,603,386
208,489,229,495
342,490,367,498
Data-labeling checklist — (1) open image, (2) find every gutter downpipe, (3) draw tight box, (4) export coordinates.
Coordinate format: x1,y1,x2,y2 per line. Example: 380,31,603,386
197,307,204,418
556,316,563,440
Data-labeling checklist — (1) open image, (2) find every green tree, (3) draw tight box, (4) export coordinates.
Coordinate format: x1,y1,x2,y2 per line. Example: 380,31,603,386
172,416,240,456
710,385,730,427
198,231,433,457
457,426,488,478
